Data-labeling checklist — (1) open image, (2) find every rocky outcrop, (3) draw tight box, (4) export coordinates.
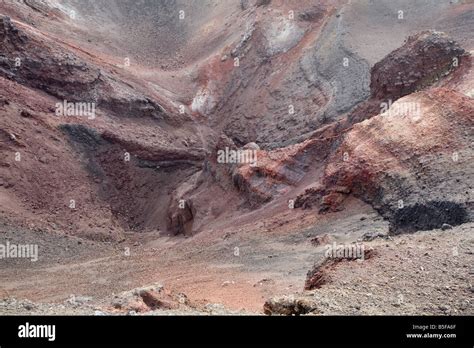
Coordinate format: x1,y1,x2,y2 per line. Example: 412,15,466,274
212,28,470,211
166,178,198,236
0,0,472,242
292,32,473,234
0,15,172,123
318,88,474,234
370,31,467,100
389,201,469,235
109,284,186,313
0,15,27,46
263,295,319,316
214,136,310,207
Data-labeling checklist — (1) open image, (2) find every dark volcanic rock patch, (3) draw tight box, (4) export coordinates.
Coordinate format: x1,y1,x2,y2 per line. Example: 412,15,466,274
370,31,467,100
388,201,469,235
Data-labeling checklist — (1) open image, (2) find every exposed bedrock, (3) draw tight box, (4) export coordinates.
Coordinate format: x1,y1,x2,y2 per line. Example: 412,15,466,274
0,15,177,123
390,201,469,235
0,0,472,240
370,31,467,100
289,31,473,233
213,30,470,214
297,88,473,234
60,124,204,234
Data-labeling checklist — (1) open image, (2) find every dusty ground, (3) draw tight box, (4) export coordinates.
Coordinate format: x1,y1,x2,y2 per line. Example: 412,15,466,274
266,222,473,315
1,200,472,315
0,199,381,314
